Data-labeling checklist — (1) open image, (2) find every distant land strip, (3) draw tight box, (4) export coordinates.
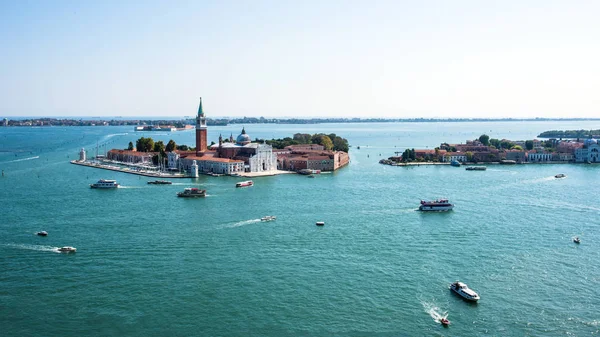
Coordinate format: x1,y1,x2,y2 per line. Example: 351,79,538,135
3,117,600,127
538,129,600,138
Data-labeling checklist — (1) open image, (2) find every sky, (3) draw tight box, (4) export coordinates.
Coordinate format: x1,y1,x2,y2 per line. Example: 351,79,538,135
1,0,600,119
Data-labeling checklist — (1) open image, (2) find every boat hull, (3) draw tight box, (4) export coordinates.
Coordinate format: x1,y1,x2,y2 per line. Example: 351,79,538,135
419,205,454,212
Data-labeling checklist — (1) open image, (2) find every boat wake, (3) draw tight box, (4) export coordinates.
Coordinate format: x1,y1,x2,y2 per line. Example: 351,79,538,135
5,243,61,253
225,219,261,228
422,301,448,324
3,156,40,163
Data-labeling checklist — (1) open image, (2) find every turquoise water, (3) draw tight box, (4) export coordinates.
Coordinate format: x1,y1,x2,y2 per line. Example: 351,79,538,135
1,122,600,336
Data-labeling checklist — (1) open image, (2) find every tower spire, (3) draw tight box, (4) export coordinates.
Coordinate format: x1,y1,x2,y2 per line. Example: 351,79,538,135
197,97,204,116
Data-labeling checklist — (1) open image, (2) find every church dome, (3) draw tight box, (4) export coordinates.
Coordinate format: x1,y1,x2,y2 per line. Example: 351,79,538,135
236,127,251,145
584,138,598,147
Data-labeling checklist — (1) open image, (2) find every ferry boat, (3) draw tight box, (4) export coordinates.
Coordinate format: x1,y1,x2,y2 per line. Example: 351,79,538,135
466,166,487,171
261,216,277,222
90,179,119,189
177,188,206,198
419,199,454,212
57,246,77,253
449,281,480,302
148,180,172,185
236,181,253,188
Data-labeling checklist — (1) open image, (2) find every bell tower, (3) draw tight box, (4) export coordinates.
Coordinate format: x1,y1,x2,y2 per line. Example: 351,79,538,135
195,97,208,155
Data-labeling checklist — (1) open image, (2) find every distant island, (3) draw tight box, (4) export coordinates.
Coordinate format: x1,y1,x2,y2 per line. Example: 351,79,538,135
538,129,600,138
3,117,600,127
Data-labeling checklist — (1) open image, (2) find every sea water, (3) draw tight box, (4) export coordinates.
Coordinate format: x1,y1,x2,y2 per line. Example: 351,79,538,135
1,121,600,336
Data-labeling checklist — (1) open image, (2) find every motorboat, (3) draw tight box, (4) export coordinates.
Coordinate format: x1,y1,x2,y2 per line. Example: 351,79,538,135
148,180,172,184
450,160,461,167
555,174,566,179
316,221,325,226
236,180,253,188
573,237,581,244
36,231,48,236
419,199,454,212
440,317,450,326
450,281,480,301
465,166,487,171
57,246,76,253
177,188,206,198
90,179,119,189
261,216,277,222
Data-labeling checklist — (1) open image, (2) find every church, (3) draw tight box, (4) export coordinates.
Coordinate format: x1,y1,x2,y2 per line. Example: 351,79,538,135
168,98,277,175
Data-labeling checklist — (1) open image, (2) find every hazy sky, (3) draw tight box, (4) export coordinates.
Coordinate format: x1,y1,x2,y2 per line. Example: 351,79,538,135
1,0,599,118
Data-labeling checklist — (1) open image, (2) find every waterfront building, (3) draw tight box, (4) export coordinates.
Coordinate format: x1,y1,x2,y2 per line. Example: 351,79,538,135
442,152,466,163
276,146,349,171
107,149,154,164
504,150,526,162
575,139,600,163
527,152,553,162
211,128,278,172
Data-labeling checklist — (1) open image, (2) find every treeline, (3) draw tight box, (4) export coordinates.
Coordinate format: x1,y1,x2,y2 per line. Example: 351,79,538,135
130,137,194,153
254,133,349,152
538,129,600,138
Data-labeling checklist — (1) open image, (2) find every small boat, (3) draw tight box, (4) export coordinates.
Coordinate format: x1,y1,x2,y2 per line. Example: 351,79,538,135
261,216,277,222
57,246,76,253
307,175,315,178
316,221,325,226
177,188,206,198
450,160,461,167
574,237,581,244
236,180,253,188
419,199,454,212
555,173,566,179
148,180,172,184
440,317,450,326
90,179,119,189
465,166,487,171
450,281,480,302
36,231,48,236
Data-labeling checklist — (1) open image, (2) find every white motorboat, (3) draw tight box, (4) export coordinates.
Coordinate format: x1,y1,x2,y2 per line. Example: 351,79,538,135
90,179,119,189
573,237,581,244
36,231,48,236
57,246,77,253
316,221,325,226
261,216,277,222
449,281,480,301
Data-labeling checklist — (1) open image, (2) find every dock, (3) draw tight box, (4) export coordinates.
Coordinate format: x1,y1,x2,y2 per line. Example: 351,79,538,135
70,160,190,178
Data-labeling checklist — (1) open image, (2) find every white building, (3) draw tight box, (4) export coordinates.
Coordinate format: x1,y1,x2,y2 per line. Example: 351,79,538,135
527,152,553,162
575,139,600,163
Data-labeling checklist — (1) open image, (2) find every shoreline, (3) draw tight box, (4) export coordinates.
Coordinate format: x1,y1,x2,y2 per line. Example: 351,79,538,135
380,161,595,166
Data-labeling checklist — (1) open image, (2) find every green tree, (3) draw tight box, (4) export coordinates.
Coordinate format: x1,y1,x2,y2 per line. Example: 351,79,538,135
320,135,334,150
489,138,500,148
512,145,523,151
332,137,349,152
166,139,177,152
293,133,311,144
402,149,410,162
153,140,165,153
525,140,534,150
465,151,473,162
136,137,154,152
176,144,189,151
479,134,490,146
127,142,134,151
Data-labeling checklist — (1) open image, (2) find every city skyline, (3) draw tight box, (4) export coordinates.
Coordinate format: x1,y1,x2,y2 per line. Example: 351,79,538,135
2,1,599,118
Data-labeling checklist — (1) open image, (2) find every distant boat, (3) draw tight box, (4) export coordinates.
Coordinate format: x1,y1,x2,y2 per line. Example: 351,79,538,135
440,317,450,326
500,160,517,165
177,188,206,198
58,246,76,253
466,166,487,171
148,180,172,184
90,179,119,189
450,160,461,167
36,231,48,236
555,174,566,179
236,181,253,188
573,237,581,244
419,199,454,212
316,221,325,226
261,216,277,222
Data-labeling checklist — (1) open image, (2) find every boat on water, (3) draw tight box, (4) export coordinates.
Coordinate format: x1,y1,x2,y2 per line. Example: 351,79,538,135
450,160,461,167
298,169,321,175
177,188,206,198
573,237,581,244
449,281,480,302
419,199,454,212
555,173,566,179
36,231,48,236
57,246,76,253
440,317,450,326
466,166,487,171
90,179,119,189
261,216,277,222
236,181,253,188
316,221,325,226
148,180,172,185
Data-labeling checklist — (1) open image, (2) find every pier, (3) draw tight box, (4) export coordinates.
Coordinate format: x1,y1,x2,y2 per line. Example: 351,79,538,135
70,160,190,178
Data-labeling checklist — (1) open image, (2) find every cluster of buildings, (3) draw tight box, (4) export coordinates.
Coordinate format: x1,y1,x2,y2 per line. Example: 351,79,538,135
106,98,349,176
396,138,600,164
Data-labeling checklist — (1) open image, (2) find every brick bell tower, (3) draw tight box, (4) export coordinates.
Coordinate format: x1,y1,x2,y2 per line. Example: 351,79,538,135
195,97,208,155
